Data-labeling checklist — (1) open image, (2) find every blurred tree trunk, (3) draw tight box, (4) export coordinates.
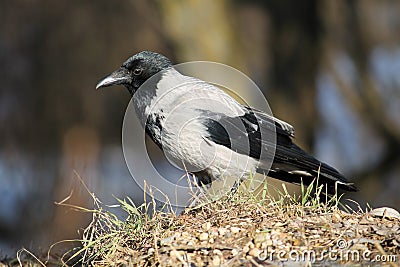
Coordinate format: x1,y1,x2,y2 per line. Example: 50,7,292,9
255,0,322,150
158,0,243,65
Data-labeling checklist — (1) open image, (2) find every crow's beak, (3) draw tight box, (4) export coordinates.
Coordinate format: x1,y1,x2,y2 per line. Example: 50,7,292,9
96,68,130,90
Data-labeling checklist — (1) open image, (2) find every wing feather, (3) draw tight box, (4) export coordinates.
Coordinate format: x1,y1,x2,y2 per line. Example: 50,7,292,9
201,107,357,192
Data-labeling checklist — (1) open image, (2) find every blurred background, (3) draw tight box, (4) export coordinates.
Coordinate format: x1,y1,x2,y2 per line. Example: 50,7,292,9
1,0,400,258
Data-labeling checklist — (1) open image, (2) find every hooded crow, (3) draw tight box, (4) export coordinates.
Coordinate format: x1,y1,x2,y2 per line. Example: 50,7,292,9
96,51,357,192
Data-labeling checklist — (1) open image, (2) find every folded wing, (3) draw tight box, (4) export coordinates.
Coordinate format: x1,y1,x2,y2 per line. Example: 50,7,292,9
201,107,357,192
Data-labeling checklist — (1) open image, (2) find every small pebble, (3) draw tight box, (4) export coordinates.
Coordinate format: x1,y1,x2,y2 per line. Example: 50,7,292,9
370,207,400,219
248,248,260,257
212,255,221,266
254,232,268,243
199,233,209,241
230,226,241,233
182,231,190,238
292,239,301,246
160,235,174,246
210,230,219,237
213,249,222,256
231,248,239,256
218,227,228,236
202,222,211,231
332,213,341,223
170,250,183,259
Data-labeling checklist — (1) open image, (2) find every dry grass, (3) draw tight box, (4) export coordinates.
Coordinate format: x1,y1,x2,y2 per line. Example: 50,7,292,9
9,179,400,266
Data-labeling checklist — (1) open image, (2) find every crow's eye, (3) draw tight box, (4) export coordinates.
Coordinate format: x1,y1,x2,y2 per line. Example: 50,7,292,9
133,68,142,76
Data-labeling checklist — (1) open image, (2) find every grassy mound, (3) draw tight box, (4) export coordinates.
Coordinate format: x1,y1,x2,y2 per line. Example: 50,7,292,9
8,180,400,266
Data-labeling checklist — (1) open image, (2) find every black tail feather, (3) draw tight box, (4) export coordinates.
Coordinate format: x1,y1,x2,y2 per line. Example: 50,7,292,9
257,140,358,192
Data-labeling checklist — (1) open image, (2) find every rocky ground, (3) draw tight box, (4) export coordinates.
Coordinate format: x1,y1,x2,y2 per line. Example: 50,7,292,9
5,188,400,266
77,191,399,266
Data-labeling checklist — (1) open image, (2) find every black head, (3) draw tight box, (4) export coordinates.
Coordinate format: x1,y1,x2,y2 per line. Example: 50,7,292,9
96,51,172,95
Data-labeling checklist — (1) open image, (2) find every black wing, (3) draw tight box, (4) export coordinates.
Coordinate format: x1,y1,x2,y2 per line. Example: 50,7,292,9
201,107,357,192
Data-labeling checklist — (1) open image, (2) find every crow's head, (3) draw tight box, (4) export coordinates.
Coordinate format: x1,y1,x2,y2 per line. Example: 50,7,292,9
96,51,172,95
